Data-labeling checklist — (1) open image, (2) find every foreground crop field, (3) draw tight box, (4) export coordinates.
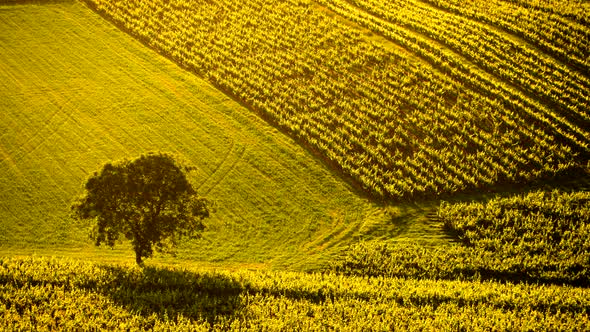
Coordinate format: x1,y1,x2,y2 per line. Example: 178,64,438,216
2,256,589,330
84,0,590,199
0,1,393,269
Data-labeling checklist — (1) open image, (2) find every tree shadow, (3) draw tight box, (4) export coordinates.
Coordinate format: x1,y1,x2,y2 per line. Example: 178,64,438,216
82,265,246,325
75,264,362,326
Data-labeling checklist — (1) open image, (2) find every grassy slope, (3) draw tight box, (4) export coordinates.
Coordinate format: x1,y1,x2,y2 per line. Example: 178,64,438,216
0,1,422,270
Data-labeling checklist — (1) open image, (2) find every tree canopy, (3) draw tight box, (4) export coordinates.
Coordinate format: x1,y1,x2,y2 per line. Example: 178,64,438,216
71,152,210,265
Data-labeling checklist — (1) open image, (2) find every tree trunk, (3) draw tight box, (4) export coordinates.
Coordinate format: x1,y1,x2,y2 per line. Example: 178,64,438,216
135,251,143,266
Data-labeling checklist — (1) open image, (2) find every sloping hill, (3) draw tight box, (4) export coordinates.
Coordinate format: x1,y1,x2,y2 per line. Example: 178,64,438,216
0,1,392,270
2,0,588,269
82,0,590,199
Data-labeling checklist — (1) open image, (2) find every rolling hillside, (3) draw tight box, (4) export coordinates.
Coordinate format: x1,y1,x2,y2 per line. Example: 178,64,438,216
2,0,589,329
82,0,590,199
0,1,396,270
1,0,588,267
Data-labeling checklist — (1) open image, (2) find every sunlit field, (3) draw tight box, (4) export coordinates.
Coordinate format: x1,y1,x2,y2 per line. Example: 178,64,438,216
1,0,589,329
83,0,589,199
0,1,392,270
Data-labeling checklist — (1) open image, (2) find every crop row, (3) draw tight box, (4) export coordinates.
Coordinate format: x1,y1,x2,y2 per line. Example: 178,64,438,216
2,256,590,330
322,0,590,143
439,189,590,284
83,0,587,199
317,0,590,149
426,0,590,72
326,0,590,136
333,189,590,285
502,0,590,25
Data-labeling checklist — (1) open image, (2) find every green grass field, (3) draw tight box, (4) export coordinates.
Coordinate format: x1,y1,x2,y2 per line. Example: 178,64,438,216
0,1,430,270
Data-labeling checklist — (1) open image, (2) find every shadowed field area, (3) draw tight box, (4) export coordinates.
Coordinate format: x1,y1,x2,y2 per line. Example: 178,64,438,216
2,256,589,330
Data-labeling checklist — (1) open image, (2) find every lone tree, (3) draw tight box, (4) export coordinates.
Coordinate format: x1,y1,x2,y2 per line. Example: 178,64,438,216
71,152,210,265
